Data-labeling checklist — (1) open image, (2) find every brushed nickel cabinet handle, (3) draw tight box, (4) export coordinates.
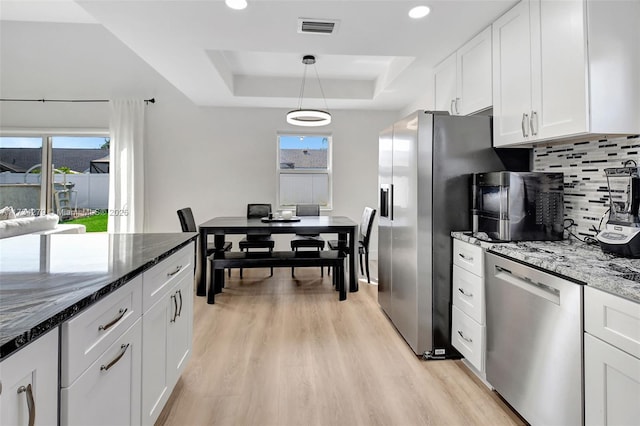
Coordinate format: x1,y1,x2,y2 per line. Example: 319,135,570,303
458,287,474,298
167,265,183,277
530,110,538,136
100,343,130,372
170,294,178,323
450,99,456,114
458,253,473,262
17,384,35,426
455,97,460,114
176,290,183,318
457,330,473,343
521,113,529,137
98,308,128,331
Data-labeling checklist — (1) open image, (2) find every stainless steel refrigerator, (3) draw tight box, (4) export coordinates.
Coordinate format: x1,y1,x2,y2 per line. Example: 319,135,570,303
378,111,526,357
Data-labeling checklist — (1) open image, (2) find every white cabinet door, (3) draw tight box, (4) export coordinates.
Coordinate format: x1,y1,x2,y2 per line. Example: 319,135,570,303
166,273,193,389
141,241,195,426
492,0,532,146
61,319,142,426
584,333,640,426
0,329,58,426
457,26,492,115
141,292,172,426
434,53,457,114
530,0,587,140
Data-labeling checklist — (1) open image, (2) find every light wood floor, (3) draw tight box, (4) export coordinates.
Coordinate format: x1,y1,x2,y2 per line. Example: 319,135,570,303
157,267,525,426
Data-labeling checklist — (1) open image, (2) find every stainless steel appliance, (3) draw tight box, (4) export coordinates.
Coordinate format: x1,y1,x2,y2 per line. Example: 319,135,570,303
485,252,583,426
597,166,640,257
378,111,526,358
472,171,564,241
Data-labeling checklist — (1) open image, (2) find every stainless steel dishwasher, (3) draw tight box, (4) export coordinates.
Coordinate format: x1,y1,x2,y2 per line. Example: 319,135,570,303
485,252,583,426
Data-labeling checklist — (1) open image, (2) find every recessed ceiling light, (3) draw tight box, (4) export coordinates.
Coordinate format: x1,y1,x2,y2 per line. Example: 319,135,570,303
225,0,247,10
408,5,431,19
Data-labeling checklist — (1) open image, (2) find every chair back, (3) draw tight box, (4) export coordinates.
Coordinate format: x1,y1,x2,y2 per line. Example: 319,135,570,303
177,207,196,232
247,203,272,219
359,207,377,249
295,204,320,216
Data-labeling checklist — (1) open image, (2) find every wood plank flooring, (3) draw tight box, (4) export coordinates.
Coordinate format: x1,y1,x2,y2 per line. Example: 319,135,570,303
157,268,525,426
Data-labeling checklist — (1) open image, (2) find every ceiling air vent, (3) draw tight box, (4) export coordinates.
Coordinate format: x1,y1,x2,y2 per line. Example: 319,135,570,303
297,18,340,35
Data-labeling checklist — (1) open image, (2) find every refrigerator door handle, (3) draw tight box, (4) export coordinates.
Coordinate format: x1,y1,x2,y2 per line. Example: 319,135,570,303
380,185,390,218
390,184,394,221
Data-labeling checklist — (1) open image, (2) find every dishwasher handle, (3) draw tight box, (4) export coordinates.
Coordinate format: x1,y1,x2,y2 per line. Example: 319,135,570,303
494,265,560,305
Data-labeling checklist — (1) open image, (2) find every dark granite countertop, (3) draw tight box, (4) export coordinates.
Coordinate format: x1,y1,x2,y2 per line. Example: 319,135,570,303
451,231,640,304
0,233,197,360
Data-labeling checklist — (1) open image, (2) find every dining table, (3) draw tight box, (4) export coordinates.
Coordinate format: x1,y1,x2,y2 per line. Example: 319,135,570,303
195,215,359,298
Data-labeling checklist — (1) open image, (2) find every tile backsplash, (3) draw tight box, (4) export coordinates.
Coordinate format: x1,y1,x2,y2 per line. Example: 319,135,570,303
533,135,640,238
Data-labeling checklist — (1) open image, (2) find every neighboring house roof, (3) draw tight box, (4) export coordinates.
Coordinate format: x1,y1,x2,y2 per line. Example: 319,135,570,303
280,149,327,169
0,148,108,173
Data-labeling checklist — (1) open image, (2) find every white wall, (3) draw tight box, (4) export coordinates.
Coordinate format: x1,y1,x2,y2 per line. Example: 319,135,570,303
0,21,398,258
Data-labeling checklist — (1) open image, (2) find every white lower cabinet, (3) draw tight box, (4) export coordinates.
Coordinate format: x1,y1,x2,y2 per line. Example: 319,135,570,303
61,320,142,426
584,286,640,425
452,305,485,371
141,245,194,426
451,238,490,385
0,329,58,426
585,333,640,426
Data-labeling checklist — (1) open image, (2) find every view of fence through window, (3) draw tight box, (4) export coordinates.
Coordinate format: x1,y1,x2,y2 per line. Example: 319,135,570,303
0,135,110,232
278,134,331,209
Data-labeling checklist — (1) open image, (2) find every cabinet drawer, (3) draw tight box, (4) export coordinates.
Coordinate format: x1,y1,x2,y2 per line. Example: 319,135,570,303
61,319,142,426
142,243,194,313
452,265,485,324
585,286,640,359
452,305,485,372
453,239,484,276
61,275,142,387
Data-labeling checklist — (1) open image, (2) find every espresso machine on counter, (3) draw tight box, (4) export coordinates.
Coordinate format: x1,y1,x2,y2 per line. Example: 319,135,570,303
597,166,640,258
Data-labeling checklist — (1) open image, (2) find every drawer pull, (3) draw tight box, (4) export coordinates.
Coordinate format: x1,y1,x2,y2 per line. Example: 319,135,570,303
98,308,128,331
458,253,473,262
167,265,183,277
457,330,473,344
458,288,474,298
17,384,35,426
176,289,183,318
100,343,130,372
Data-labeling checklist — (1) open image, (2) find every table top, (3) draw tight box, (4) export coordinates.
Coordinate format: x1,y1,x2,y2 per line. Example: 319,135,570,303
199,215,357,234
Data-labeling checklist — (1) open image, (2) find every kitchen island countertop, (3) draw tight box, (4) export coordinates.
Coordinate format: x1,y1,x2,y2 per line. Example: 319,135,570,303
452,231,640,304
0,232,197,360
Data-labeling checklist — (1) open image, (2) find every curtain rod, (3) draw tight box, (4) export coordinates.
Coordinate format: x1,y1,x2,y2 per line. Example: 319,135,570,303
0,97,156,104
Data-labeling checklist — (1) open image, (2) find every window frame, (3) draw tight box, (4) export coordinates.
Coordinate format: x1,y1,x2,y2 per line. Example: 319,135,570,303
276,131,333,211
0,128,109,214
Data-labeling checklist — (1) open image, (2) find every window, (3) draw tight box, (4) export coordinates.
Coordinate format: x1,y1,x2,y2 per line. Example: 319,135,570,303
277,133,332,210
0,134,110,231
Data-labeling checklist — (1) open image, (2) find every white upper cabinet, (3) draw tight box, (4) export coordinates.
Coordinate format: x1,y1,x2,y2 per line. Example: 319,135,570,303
434,53,457,114
434,26,492,116
456,26,493,115
493,0,640,147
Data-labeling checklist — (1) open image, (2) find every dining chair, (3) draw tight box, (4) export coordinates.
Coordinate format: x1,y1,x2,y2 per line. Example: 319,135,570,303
328,207,377,283
238,203,275,278
290,203,325,277
177,207,232,277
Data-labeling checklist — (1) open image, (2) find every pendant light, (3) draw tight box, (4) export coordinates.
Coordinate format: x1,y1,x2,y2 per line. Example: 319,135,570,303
286,55,331,127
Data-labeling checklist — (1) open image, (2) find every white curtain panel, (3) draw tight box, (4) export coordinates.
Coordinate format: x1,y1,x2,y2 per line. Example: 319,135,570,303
108,99,145,233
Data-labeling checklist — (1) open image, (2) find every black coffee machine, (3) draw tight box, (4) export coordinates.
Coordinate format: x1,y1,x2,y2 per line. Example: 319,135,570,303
597,166,640,258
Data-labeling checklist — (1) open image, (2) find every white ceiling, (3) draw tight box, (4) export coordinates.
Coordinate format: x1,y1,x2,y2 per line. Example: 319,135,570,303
0,0,518,111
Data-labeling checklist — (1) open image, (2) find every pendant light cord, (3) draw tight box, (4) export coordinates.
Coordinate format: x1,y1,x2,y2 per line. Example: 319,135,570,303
313,64,330,112
297,66,308,110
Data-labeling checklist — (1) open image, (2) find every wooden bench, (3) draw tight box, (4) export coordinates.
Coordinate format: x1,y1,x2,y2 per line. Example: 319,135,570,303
207,250,346,304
